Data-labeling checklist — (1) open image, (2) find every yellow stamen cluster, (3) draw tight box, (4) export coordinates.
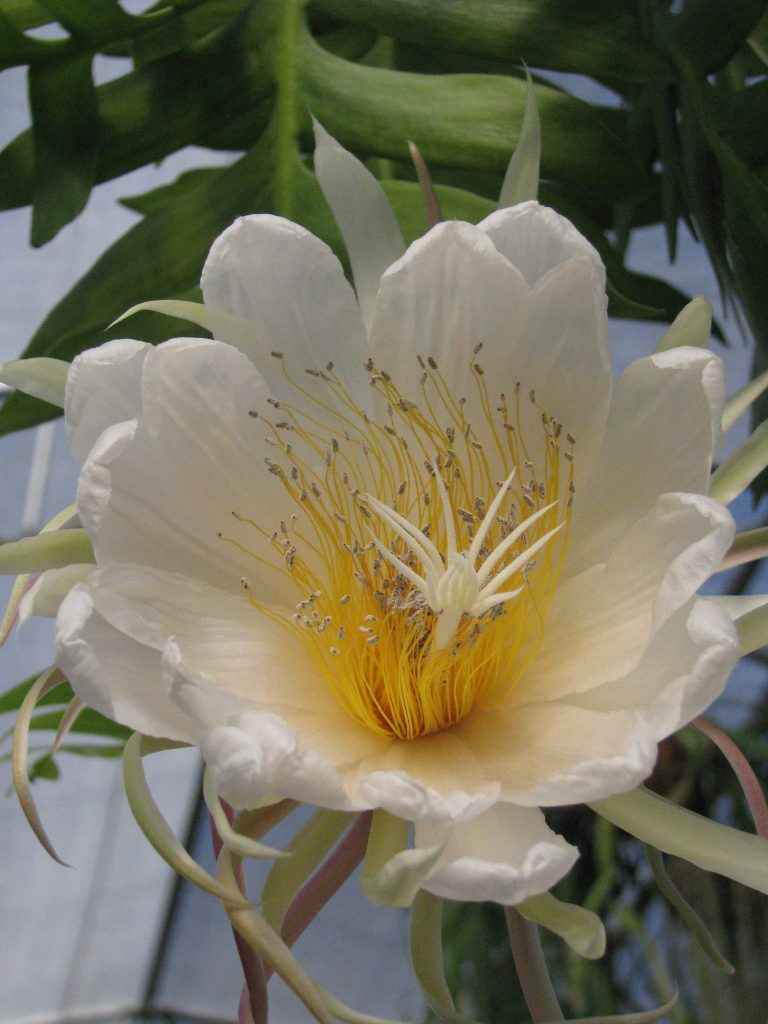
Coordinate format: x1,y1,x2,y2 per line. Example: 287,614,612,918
220,347,574,741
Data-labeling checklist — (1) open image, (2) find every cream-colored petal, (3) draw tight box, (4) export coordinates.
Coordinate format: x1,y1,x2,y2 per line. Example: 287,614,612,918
76,339,300,607
505,255,611,486
65,338,151,462
416,802,578,904
368,220,529,453
455,702,657,807
78,563,390,774
566,347,725,578
201,214,369,407
312,118,405,331
368,220,609,486
55,585,198,742
199,711,365,812
479,202,605,288
353,729,501,824
571,596,738,738
517,492,734,704
19,564,92,623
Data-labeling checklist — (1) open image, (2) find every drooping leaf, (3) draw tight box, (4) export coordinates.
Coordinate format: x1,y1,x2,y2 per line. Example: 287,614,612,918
312,0,668,82
669,0,767,74
29,52,99,245
0,10,273,213
0,6,53,69
38,0,139,40
300,34,647,203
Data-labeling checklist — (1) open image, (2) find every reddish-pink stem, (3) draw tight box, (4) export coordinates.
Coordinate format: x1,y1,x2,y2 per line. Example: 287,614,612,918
209,806,269,1024
695,716,768,838
259,810,373,983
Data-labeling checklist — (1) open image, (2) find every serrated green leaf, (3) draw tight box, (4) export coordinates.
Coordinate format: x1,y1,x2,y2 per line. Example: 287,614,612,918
119,168,221,215
0,0,52,31
29,752,59,779
132,13,191,65
300,33,646,203
650,81,682,261
40,0,138,39
0,11,272,213
0,6,53,69
670,0,767,73
29,52,99,246
312,0,667,82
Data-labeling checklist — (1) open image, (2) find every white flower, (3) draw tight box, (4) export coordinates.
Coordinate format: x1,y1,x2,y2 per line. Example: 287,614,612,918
54,136,739,907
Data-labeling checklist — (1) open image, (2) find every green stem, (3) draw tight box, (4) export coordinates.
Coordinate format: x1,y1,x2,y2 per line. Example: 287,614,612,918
273,0,306,218
504,906,564,1022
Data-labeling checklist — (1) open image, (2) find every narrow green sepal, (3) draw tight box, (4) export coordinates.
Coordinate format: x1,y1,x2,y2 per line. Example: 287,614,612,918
518,891,606,959
723,365,768,431
410,891,483,1024
261,806,353,931
110,298,211,332
710,419,768,504
122,732,250,908
654,295,712,352
0,529,94,575
218,845,335,1024
497,68,540,208
644,844,734,974
591,787,768,894
735,602,768,656
0,356,68,406
12,665,70,865
203,769,289,863
361,809,443,907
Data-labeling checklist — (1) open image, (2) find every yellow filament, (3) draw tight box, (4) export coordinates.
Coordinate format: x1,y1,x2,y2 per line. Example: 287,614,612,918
225,350,575,741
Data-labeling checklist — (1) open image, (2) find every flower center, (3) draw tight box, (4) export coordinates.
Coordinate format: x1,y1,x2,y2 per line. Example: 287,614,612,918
221,348,575,741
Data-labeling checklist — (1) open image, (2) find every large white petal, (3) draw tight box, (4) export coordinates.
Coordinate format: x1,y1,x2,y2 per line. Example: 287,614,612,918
455,702,657,807
368,220,610,485
416,803,578,904
313,118,405,331
201,214,369,407
76,339,300,607
566,347,725,577
516,491,734,704
368,220,529,447
199,711,364,812
55,585,198,742
479,201,606,289
65,338,150,462
505,255,611,485
76,563,393,776
354,728,501,824
571,596,738,737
